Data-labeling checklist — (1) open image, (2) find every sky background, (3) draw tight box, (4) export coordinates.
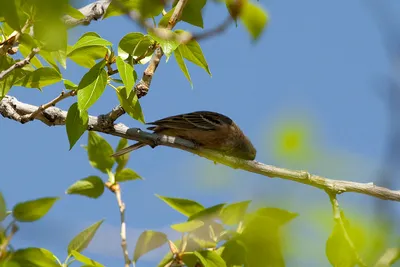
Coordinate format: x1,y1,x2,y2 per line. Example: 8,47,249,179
2,0,400,266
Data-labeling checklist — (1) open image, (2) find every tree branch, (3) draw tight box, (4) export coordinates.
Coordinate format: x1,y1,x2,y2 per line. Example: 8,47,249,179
0,48,40,80
2,95,400,202
63,0,112,28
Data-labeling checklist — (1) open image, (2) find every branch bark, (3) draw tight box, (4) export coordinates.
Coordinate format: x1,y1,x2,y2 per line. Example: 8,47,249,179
2,95,400,202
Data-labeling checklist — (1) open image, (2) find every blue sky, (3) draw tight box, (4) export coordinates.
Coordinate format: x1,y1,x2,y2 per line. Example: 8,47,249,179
2,0,400,266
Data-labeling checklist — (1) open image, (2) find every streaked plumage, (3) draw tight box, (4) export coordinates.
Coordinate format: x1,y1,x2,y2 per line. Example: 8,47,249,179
111,111,256,160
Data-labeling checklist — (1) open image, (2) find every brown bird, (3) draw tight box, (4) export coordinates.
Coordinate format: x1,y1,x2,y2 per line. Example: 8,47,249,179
111,111,257,160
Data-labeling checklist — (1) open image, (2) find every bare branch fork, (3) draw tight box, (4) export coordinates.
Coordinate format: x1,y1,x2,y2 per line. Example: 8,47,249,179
2,94,400,202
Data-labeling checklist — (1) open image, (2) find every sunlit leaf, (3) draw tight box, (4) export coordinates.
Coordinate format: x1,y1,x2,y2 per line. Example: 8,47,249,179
87,132,115,173
133,230,168,262
115,168,142,182
71,250,104,267
240,1,268,40
11,248,60,267
115,86,145,123
171,220,204,233
13,197,59,222
68,219,104,254
66,102,88,150
156,195,204,217
66,176,104,199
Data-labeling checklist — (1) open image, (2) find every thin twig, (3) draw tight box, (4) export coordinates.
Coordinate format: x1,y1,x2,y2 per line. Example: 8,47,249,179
19,90,77,123
191,16,234,42
62,0,112,28
374,248,400,267
0,223,18,259
0,48,40,80
2,95,400,202
105,182,131,267
327,192,367,267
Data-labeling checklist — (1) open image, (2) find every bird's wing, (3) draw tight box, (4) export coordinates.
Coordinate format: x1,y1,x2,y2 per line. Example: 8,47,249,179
147,111,232,131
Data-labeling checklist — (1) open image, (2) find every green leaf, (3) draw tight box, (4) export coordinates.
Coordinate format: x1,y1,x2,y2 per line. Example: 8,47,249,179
118,32,154,60
115,138,129,173
116,56,135,90
68,46,107,68
173,48,192,87
194,250,227,267
149,29,179,59
66,102,88,150
0,0,20,31
77,60,107,111
71,250,104,267
0,260,20,267
39,50,60,71
254,207,298,225
69,36,112,54
11,248,60,267
34,20,67,52
175,0,206,28
68,219,104,254
220,239,247,266
171,220,204,233
17,67,62,89
133,230,168,263
20,45,43,69
66,176,104,199
65,4,86,19
115,86,145,123
156,195,204,217
189,203,226,221
115,168,142,182
177,40,211,75
0,192,7,221
12,197,59,222
87,131,115,173
103,0,162,19
63,79,78,90
220,200,251,226
240,1,268,40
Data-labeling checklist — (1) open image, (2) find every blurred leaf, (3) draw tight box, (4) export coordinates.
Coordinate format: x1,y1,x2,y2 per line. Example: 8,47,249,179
254,207,298,225
326,212,364,267
34,20,67,52
0,261,20,267
17,67,61,89
115,138,129,173
173,47,192,87
68,219,104,254
115,168,142,182
194,250,227,267
116,56,135,90
115,86,145,123
133,230,168,263
104,0,162,19
13,197,59,222
220,239,248,266
77,60,107,111
0,192,7,221
66,176,104,199
65,4,85,19
11,248,60,267
174,0,206,28
171,220,204,233
157,239,182,267
220,200,251,226
71,250,104,267
118,32,154,60
158,8,173,28
69,36,112,54
240,1,268,40
66,102,88,150
189,203,225,221
0,0,20,31
63,79,78,90
156,195,204,217
149,29,179,59
177,39,211,75
87,131,115,173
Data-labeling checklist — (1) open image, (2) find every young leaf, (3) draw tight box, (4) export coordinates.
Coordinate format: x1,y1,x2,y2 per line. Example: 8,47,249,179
118,32,153,60
65,4,86,19
177,40,211,76
115,86,145,123
18,67,62,89
12,197,59,222
189,203,226,221
115,168,142,182
77,60,107,111
87,132,115,173
70,250,104,267
194,250,227,267
254,207,298,225
68,219,104,254
68,46,108,68
220,239,247,266
63,79,78,90
0,0,20,31
66,102,88,150
220,200,251,226
173,48,192,87
66,176,104,199
133,230,168,263
0,192,7,221
11,248,60,267
240,1,268,40
149,29,180,59
175,0,207,28
171,220,204,233
116,56,135,90
115,138,129,173
156,195,204,217
69,35,112,54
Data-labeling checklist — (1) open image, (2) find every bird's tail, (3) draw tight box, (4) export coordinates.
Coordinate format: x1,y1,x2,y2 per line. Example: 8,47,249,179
111,142,147,157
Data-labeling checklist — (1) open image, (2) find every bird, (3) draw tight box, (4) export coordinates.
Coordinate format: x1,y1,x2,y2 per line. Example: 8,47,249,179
111,111,257,160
